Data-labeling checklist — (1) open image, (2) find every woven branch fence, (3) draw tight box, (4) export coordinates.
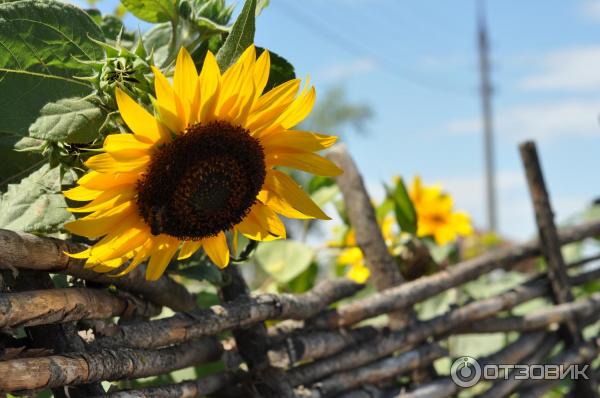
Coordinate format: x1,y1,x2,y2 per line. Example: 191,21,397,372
0,140,599,398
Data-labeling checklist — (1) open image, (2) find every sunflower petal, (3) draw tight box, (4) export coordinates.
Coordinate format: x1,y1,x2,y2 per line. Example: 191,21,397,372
85,153,150,173
202,231,229,268
63,185,103,201
261,130,337,153
115,88,168,144
152,66,186,133
178,240,203,260
77,171,139,190
174,47,199,124
198,51,221,123
68,188,134,213
277,83,316,129
266,151,342,176
237,202,286,241
104,134,152,155
112,239,154,277
254,49,270,97
260,170,329,220
146,236,180,281
63,201,136,239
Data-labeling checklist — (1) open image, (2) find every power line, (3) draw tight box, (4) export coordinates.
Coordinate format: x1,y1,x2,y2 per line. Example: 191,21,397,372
274,1,472,97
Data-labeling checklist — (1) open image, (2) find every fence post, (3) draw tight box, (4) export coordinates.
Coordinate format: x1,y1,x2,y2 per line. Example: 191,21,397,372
327,145,409,328
520,140,597,396
219,265,295,397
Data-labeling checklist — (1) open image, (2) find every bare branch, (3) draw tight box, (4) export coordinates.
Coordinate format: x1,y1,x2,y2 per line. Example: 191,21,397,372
0,229,197,312
0,288,160,329
296,343,446,397
0,338,222,392
98,278,361,349
310,220,600,329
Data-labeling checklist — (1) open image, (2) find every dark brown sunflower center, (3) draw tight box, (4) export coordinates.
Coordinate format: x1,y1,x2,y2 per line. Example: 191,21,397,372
136,121,266,240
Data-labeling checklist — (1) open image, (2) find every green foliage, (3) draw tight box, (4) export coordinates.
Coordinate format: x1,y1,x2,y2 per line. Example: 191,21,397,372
385,177,417,234
0,164,73,233
29,98,106,144
121,0,178,23
0,0,104,138
255,240,315,284
216,0,256,71
0,135,44,191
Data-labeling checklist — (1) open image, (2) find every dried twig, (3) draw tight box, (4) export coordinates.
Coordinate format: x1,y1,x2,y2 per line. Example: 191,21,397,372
310,219,600,329
0,229,196,311
521,141,596,395
0,288,160,329
100,371,242,398
97,278,361,349
458,291,600,334
394,333,555,398
0,339,222,392
296,343,446,397
219,265,295,398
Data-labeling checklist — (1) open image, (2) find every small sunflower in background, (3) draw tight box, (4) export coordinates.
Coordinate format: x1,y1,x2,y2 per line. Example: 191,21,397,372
409,176,473,245
64,45,341,280
334,216,396,283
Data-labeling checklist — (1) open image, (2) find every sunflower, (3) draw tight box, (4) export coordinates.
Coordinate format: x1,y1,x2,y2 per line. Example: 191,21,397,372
409,176,473,245
335,216,395,283
64,46,341,280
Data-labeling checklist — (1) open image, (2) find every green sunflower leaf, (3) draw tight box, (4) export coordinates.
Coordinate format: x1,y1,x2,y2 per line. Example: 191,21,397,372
216,0,256,71
386,177,418,234
29,98,106,144
121,0,178,23
0,0,104,138
0,164,73,233
0,135,44,191
255,240,314,284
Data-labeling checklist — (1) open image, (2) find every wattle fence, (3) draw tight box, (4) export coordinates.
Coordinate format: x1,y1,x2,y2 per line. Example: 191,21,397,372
0,141,599,398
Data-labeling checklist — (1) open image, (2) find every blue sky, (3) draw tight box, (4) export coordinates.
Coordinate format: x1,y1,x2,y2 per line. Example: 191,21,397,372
73,0,600,240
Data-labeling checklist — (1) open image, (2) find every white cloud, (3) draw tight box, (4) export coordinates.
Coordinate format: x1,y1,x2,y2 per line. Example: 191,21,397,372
518,46,600,92
444,99,600,142
316,57,377,83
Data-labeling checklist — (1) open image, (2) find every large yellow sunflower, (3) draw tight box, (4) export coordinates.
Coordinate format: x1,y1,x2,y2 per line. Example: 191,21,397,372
409,176,473,245
64,46,341,280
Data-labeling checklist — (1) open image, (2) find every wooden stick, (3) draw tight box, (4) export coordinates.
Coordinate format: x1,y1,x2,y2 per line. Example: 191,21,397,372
97,278,361,349
0,338,222,392
458,291,600,334
517,337,600,398
394,333,555,398
475,334,559,398
3,269,107,397
101,370,242,398
310,219,600,329
0,287,160,329
326,146,405,295
268,326,380,368
219,265,295,398
296,343,447,397
520,141,596,396
0,229,197,312
288,278,548,387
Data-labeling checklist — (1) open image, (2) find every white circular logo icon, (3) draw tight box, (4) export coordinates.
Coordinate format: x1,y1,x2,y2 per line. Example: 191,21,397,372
451,356,482,387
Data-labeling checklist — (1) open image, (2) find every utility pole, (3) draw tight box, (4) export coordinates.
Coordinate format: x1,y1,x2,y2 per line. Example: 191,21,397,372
477,0,497,233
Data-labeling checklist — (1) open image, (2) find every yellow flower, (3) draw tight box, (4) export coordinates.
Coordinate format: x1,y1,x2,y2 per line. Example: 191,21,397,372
336,217,395,283
409,176,473,245
64,46,341,280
